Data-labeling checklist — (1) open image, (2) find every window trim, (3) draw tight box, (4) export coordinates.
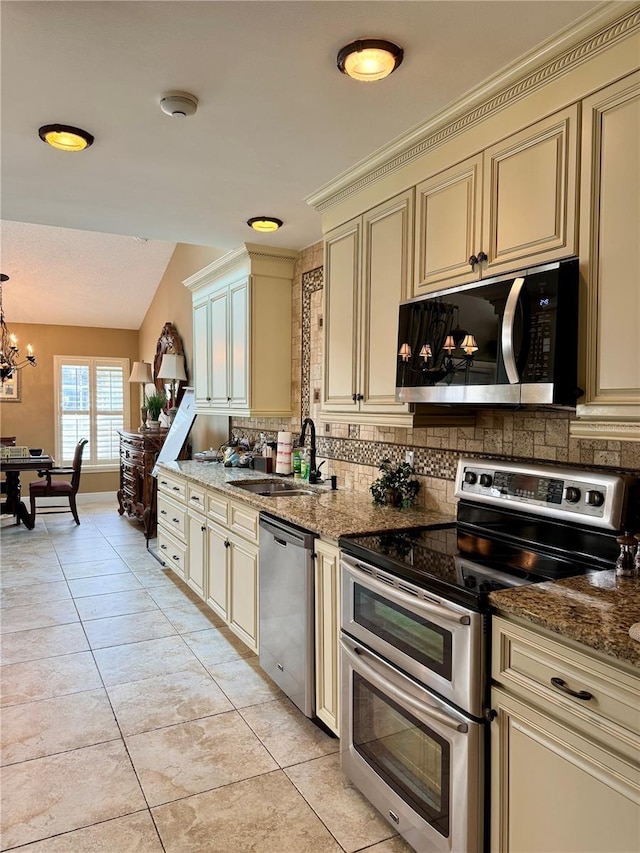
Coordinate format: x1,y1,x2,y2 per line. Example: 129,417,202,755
54,356,131,471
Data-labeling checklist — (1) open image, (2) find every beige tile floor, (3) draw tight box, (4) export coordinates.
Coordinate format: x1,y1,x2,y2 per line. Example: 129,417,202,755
1,500,413,853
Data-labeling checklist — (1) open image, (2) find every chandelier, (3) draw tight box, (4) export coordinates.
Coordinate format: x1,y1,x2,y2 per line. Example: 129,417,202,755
0,274,36,384
398,301,478,386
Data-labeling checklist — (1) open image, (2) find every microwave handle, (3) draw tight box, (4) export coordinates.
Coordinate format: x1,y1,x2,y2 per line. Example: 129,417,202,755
502,276,526,384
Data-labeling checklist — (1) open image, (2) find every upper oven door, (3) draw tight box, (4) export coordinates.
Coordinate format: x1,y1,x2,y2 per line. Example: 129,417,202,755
341,555,486,718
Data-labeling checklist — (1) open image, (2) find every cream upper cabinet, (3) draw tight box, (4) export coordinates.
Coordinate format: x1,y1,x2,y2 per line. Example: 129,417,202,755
573,71,640,442
482,105,578,273
323,189,413,423
184,243,298,418
491,616,640,853
415,154,483,291
414,105,579,295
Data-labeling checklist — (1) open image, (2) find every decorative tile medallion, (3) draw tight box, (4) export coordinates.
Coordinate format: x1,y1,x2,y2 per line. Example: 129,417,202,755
301,267,323,421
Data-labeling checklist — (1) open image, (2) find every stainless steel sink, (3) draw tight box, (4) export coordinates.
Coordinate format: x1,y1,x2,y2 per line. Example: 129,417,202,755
233,480,317,497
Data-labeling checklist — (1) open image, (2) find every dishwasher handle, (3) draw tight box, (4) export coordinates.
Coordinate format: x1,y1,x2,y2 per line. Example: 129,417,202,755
259,514,315,549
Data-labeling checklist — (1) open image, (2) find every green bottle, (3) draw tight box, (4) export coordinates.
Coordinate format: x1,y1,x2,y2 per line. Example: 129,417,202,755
292,448,301,479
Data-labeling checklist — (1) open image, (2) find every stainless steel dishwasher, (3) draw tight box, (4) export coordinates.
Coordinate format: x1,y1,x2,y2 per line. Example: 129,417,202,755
259,513,315,718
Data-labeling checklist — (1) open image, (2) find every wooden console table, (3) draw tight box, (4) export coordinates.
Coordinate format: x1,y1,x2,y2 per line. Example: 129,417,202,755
117,429,168,534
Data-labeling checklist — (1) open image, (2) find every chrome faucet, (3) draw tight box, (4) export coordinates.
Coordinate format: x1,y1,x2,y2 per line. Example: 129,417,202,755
299,417,322,482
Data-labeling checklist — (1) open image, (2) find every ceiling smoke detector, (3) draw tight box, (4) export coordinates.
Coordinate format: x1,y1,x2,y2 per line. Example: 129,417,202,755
159,92,198,118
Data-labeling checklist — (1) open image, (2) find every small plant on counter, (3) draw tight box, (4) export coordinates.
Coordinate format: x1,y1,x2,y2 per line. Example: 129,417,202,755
370,458,420,509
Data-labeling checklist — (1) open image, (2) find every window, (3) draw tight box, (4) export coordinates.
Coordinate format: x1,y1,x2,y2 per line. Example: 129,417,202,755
54,357,130,469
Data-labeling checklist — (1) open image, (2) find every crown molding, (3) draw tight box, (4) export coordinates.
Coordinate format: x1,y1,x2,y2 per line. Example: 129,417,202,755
183,242,299,290
306,2,640,212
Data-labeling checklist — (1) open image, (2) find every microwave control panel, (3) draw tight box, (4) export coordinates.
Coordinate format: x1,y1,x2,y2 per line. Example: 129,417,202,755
455,459,626,530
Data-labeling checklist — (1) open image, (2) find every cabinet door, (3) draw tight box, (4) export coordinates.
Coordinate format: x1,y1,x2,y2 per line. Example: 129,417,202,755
193,298,212,407
228,533,259,653
206,521,229,621
575,72,640,438
482,105,578,272
186,510,206,600
314,539,340,736
360,190,414,416
323,218,360,412
414,154,483,294
209,288,230,408
491,688,640,853
229,278,249,409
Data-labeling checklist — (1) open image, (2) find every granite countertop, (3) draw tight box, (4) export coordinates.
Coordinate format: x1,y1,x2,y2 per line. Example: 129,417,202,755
159,460,454,539
489,572,640,669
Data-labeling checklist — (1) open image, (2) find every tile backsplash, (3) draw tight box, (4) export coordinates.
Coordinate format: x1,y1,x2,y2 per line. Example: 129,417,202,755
231,243,640,514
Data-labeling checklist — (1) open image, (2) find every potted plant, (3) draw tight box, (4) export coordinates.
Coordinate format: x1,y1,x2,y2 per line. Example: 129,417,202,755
370,458,420,509
145,390,166,429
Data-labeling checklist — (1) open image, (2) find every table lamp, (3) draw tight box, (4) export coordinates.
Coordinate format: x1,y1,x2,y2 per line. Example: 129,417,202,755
128,361,154,429
157,353,187,423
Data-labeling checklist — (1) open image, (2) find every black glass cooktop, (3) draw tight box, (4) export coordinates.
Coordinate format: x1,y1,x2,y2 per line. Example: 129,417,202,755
339,505,619,610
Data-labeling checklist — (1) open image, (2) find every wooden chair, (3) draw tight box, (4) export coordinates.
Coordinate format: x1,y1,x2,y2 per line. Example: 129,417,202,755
29,438,88,525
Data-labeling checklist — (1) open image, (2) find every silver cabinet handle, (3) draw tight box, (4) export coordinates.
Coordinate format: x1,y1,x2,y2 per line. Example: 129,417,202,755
502,276,525,384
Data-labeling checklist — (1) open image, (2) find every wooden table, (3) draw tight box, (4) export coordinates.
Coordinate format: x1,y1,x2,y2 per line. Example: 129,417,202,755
1,456,53,530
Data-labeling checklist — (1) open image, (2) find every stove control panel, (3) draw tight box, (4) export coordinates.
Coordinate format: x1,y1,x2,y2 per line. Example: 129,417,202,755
454,458,626,530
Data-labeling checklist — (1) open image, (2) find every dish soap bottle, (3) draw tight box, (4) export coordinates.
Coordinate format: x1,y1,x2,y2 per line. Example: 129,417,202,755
299,449,309,482
292,448,301,479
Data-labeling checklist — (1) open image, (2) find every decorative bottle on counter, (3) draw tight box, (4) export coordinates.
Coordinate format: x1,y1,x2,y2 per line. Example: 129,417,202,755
615,533,637,577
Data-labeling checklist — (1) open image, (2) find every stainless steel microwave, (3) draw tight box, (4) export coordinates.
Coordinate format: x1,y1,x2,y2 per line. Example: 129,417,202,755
396,258,579,406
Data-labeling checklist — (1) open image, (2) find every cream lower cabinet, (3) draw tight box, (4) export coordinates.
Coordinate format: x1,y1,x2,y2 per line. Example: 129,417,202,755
157,472,188,580
203,496,259,653
490,617,640,853
158,472,259,654
323,189,414,425
185,243,298,418
314,537,341,735
414,104,579,296
573,71,640,442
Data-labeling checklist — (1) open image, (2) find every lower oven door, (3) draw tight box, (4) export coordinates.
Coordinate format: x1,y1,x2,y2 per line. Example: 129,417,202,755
341,633,484,853
341,555,485,717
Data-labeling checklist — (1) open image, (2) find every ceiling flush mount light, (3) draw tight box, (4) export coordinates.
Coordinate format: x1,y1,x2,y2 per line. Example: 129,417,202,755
38,124,94,151
159,91,198,118
247,217,283,233
337,39,403,82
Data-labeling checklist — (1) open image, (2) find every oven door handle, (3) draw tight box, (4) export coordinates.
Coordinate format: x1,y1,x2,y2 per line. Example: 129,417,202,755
343,641,469,734
345,560,471,626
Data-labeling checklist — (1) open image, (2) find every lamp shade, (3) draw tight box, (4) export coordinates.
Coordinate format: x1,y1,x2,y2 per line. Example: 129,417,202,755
157,353,187,381
398,343,412,361
129,361,153,384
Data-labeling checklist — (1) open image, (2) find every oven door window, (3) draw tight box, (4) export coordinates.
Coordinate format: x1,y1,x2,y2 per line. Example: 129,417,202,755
354,584,452,679
353,673,450,837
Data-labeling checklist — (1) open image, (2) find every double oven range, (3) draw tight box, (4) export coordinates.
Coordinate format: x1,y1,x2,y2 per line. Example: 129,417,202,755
339,457,634,853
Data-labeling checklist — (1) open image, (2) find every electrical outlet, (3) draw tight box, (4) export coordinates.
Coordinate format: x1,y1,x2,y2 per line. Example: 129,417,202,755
405,450,415,466
313,388,320,403
325,423,331,434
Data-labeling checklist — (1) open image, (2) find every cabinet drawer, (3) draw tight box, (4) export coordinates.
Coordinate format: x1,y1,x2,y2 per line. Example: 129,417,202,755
157,527,187,579
229,499,259,543
157,495,187,540
207,491,229,525
187,483,207,513
157,473,186,502
492,617,640,743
